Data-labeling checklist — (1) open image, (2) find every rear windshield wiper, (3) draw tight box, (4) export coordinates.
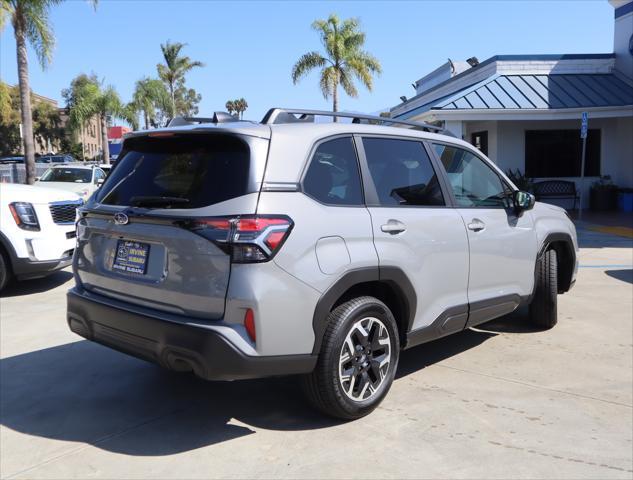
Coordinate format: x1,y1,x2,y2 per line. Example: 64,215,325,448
129,196,190,208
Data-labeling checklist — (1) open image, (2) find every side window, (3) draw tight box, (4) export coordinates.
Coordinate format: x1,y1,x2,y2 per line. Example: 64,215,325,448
363,138,444,206
433,144,511,208
303,137,363,205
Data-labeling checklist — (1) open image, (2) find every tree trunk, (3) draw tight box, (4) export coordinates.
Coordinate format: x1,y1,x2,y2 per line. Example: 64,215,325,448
14,19,36,184
144,110,149,130
100,114,110,164
169,82,176,119
332,71,339,122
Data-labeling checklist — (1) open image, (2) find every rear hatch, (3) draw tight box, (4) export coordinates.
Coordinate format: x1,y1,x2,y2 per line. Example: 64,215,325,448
75,131,269,319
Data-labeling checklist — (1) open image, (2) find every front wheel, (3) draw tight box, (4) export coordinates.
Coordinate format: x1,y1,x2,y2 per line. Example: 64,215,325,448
302,296,400,420
529,248,558,329
0,250,11,293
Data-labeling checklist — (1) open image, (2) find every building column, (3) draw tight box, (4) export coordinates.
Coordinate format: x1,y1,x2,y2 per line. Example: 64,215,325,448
444,120,464,140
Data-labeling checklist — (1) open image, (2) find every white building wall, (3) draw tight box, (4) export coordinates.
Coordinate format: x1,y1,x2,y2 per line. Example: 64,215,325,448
479,118,632,207
464,121,499,164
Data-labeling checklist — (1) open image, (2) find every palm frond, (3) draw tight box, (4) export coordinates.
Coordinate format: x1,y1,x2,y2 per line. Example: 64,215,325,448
291,51,327,84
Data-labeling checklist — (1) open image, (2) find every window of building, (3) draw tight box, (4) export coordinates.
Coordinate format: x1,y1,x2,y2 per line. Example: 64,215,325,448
525,129,600,177
363,138,444,206
471,131,488,156
434,144,512,208
303,137,363,205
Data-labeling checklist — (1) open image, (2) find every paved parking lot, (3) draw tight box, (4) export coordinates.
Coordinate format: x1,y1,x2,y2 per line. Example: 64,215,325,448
1,226,632,479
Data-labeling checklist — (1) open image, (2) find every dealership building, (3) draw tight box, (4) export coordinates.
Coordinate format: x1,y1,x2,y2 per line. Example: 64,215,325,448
390,0,633,206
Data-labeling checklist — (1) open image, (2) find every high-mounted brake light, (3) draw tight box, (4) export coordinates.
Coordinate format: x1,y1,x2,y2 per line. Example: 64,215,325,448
182,215,293,263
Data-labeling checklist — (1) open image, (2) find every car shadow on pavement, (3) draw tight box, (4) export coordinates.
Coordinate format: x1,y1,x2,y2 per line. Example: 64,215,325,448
605,268,633,284
0,313,522,457
0,270,73,298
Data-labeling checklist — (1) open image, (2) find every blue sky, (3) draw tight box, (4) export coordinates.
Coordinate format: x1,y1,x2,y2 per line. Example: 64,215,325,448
0,0,615,122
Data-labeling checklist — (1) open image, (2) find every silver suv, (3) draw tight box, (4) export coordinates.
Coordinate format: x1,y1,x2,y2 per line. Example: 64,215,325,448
67,109,578,419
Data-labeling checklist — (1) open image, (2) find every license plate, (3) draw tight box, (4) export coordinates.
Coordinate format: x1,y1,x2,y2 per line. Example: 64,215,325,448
112,240,150,275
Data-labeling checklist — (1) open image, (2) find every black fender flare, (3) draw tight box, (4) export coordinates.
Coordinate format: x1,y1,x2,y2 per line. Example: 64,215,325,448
536,232,576,293
311,266,417,354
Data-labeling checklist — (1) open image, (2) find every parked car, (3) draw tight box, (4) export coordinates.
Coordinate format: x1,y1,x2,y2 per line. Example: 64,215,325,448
0,183,82,291
35,165,107,201
36,154,75,164
0,156,24,164
67,108,578,419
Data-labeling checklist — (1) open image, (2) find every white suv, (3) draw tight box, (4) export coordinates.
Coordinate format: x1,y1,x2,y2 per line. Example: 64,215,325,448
0,183,82,291
67,109,578,419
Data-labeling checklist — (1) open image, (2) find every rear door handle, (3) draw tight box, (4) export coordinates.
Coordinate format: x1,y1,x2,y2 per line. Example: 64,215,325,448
467,219,485,232
381,220,406,235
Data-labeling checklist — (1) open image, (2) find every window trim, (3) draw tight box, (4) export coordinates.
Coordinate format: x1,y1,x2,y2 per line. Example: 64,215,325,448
429,140,516,210
299,134,366,208
354,134,452,209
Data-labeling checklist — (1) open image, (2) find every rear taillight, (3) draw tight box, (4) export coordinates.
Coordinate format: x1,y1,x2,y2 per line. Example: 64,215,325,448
182,215,293,263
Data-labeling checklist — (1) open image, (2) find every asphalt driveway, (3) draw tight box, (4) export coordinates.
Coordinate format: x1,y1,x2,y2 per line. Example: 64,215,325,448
1,226,631,479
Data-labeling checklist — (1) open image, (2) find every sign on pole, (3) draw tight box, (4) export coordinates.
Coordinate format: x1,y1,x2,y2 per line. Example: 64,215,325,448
578,112,588,220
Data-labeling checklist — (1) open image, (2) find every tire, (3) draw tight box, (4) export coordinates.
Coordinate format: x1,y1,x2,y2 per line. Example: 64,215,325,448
0,249,11,293
529,248,558,329
302,296,400,420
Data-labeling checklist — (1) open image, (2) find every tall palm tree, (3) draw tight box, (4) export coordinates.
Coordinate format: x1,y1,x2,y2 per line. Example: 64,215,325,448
291,14,381,119
157,41,204,118
1,0,97,184
234,98,248,119
133,77,169,129
69,81,129,164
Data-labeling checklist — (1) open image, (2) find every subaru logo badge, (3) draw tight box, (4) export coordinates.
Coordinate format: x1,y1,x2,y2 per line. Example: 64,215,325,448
113,212,129,225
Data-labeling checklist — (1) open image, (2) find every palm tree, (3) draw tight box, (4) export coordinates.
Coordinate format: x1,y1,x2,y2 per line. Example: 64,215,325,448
234,98,248,119
133,77,169,129
157,41,204,118
225,99,236,116
1,0,97,184
69,81,129,164
291,14,381,119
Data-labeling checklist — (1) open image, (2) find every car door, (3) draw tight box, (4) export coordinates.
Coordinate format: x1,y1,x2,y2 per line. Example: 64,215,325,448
431,143,538,327
357,135,470,340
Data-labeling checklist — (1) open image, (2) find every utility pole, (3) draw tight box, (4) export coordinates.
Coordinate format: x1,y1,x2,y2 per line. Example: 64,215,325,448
578,112,588,221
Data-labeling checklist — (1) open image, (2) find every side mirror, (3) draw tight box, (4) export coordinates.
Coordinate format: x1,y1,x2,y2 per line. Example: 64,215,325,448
96,178,105,187
35,176,40,181
514,190,535,212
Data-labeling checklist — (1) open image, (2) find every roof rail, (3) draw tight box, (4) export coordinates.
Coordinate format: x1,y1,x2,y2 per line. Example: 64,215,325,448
261,108,452,135
168,111,238,127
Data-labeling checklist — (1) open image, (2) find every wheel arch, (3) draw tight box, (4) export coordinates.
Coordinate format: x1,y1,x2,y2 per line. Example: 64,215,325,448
539,232,576,293
311,266,417,354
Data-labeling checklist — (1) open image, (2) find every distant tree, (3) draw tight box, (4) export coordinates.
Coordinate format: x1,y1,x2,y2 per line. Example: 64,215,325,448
157,41,204,118
225,98,247,119
174,82,201,117
132,77,170,129
225,99,236,116
234,98,248,119
68,76,132,164
291,14,381,118
32,101,63,152
1,0,97,183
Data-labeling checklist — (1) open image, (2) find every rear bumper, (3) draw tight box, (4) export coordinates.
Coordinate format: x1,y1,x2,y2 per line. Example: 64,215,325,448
66,287,317,381
13,255,72,280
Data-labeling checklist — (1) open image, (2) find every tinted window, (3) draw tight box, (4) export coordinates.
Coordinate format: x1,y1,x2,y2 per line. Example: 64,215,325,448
97,135,251,208
363,138,444,206
40,168,92,183
434,144,511,208
303,137,363,205
525,129,600,177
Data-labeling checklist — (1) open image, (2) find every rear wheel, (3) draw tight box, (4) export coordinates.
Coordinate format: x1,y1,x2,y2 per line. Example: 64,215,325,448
302,296,399,420
529,248,558,329
0,249,11,293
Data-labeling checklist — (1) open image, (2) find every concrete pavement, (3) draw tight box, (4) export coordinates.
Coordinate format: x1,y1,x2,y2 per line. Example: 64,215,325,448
1,226,631,479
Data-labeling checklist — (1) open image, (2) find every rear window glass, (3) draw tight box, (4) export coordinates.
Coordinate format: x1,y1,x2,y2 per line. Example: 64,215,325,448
40,168,92,183
96,134,251,208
